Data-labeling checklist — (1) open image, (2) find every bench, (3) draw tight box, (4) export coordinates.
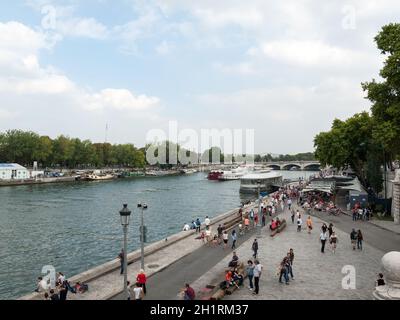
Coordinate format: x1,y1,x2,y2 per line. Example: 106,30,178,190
270,219,287,237
209,262,247,300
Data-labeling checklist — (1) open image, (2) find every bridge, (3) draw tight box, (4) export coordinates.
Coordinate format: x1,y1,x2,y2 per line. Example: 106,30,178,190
262,160,321,170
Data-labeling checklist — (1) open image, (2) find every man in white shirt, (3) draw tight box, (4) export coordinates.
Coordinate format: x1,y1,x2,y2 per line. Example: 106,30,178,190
204,216,211,227
183,223,190,231
133,282,144,300
297,217,302,232
252,260,263,295
320,231,328,253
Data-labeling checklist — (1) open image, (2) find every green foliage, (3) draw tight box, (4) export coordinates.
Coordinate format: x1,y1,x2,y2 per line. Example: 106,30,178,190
0,130,146,169
362,23,400,162
314,23,400,193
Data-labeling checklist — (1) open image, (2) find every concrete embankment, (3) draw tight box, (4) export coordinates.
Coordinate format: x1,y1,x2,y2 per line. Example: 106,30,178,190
19,202,255,300
0,176,78,187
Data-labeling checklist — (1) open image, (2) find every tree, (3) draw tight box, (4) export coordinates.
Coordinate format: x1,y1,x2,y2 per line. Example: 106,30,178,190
314,112,373,185
362,23,400,166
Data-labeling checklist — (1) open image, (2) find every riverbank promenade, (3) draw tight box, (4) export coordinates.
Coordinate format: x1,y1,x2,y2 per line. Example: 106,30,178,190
20,204,252,300
193,208,380,299
190,203,400,300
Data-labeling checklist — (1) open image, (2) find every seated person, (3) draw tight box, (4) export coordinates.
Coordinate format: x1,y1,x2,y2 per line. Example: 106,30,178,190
232,270,244,286
276,217,281,227
183,223,190,231
270,219,277,230
191,221,197,230
228,252,239,268
225,270,233,288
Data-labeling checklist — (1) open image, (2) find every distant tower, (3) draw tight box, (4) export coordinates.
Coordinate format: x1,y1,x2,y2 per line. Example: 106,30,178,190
105,123,109,143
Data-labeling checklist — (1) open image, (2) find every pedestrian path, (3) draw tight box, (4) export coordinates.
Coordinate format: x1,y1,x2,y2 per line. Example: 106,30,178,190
190,208,384,300
368,219,400,235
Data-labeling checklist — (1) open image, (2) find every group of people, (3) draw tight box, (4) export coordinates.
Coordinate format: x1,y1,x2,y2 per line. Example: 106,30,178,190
36,272,87,301
277,249,295,285
319,223,338,253
352,203,372,221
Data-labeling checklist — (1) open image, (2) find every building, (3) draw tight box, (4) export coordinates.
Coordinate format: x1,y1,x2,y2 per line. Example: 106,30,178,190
0,163,30,180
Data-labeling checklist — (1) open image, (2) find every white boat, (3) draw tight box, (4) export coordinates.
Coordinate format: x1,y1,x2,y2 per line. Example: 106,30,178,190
218,166,252,181
181,169,198,174
239,171,283,193
84,173,115,181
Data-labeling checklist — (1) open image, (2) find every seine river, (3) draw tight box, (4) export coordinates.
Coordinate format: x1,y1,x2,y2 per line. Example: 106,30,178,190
0,170,317,299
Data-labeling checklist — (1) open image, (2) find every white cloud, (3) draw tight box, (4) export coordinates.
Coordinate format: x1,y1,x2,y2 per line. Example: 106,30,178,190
56,17,109,39
85,89,160,111
261,40,374,68
0,21,160,121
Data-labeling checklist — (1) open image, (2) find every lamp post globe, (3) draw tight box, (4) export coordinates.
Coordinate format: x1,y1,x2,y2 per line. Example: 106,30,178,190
120,204,131,226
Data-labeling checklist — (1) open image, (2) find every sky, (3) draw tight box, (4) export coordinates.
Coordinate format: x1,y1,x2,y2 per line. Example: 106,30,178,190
0,0,398,154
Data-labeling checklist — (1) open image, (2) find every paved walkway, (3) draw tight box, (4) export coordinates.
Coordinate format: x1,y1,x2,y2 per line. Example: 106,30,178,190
367,219,400,235
191,206,387,300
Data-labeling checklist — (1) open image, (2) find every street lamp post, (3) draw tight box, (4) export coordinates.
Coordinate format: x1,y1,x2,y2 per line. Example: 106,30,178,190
119,204,131,301
137,203,148,270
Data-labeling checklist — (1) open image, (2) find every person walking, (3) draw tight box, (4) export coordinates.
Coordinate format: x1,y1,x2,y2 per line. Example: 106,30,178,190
204,216,211,228
350,228,358,250
231,230,237,249
328,223,334,237
136,269,147,295
320,230,328,253
286,252,294,279
217,224,224,243
195,218,201,233
291,209,295,224
357,229,363,250
133,282,144,301
261,213,266,227
306,216,313,234
278,257,290,285
321,223,328,234
222,230,229,249
287,198,292,211
253,260,263,295
329,231,338,253
296,216,302,232
246,260,255,291
252,239,258,259
118,249,124,275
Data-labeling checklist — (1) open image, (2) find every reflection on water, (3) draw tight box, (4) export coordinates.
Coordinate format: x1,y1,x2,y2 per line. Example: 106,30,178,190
0,170,316,299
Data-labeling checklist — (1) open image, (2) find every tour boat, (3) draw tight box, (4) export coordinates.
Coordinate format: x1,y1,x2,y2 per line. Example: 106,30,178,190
239,171,283,194
207,170,224,180
218,166,250,181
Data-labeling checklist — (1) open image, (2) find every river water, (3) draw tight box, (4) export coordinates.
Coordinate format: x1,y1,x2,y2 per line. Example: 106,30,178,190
0,170,316,299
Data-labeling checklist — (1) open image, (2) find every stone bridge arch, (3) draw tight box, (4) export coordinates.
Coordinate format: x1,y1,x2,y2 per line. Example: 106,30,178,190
282,163,302,170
